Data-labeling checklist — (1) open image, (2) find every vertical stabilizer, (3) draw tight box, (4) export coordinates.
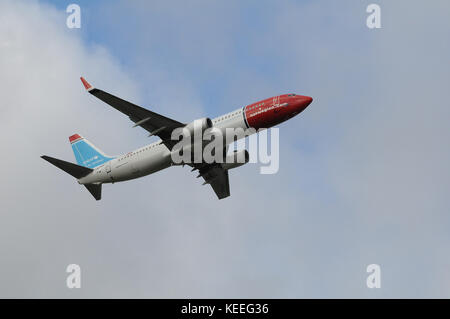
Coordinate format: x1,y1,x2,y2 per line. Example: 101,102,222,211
69,134,115,168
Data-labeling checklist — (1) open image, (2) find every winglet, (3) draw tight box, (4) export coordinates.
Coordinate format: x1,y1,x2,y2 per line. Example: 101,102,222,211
80,76,93,91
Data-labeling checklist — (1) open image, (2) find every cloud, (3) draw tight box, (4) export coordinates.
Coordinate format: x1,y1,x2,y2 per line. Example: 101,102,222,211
0,0,144,297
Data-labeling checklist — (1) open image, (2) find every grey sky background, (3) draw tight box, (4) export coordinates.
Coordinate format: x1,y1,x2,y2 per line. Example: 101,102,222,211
0,0,449,297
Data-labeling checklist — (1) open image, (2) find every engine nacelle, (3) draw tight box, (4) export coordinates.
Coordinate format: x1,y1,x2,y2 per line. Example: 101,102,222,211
221,149,249,170
170,117,213,164
183,117,213,137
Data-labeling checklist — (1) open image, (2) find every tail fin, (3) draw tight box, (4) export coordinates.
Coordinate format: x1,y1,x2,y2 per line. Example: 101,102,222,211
69,134,115,168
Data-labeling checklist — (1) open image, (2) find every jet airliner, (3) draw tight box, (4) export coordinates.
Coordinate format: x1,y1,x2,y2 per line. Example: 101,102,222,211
41,78,313,200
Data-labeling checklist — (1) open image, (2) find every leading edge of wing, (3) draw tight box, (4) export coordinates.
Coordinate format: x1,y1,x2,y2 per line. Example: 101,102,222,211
79,77,184,149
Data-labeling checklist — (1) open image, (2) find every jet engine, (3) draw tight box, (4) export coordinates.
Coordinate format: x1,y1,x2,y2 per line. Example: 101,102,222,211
171,117,213,164
183,117,213,136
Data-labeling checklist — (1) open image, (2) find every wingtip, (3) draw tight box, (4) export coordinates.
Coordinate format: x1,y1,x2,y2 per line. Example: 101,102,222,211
80,76,93,91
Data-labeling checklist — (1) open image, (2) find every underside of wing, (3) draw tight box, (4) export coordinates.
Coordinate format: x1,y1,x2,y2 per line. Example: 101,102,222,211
80,77,184,149
194,164,230,199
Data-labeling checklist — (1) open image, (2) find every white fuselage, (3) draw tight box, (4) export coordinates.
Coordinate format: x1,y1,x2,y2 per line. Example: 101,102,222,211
78,107,247,185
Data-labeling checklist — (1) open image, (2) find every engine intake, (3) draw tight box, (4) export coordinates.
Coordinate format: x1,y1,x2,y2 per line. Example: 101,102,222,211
170,117,213,164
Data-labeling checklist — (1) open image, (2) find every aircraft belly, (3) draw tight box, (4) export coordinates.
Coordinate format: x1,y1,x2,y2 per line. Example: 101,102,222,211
110,145,171,182
135,151,171,177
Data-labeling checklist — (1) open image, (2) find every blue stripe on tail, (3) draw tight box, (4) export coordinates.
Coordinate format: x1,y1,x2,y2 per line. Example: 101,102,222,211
70,135,115,168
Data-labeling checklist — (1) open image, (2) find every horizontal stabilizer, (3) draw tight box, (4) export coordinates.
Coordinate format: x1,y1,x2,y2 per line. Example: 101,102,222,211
41,155,93,179
84,184,102,200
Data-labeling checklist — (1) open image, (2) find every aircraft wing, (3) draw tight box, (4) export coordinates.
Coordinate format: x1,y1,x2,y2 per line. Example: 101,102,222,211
194,164,230,199
80,77,231,200
80,77,184,150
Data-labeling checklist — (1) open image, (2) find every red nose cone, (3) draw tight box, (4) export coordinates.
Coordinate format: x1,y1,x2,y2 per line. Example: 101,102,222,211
296,95,313,111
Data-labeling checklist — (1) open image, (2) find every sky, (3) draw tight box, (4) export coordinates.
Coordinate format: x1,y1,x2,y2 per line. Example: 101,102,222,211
0,0,449,298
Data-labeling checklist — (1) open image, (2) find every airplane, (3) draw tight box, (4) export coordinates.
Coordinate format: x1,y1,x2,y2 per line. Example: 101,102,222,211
41,77,313,200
